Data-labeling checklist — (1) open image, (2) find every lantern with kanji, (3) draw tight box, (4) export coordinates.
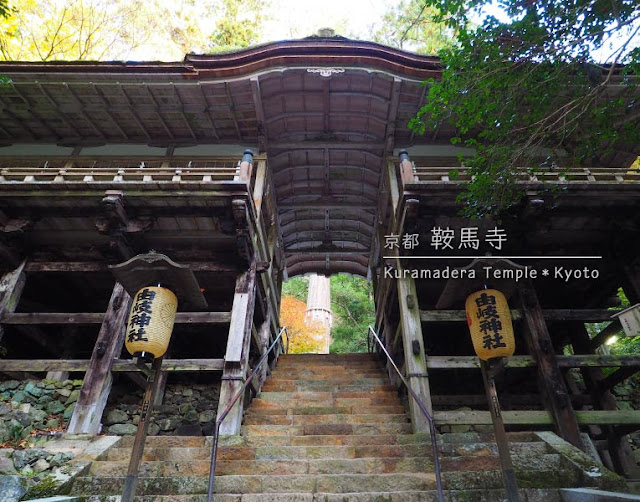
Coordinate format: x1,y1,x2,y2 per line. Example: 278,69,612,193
465,289,515,360
125,286,178,359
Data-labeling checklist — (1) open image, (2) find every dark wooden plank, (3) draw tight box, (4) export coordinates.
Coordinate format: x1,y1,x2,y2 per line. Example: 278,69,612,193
419,309,617,323
434,410,640,426
2,312,231,324
426,355,640,369
589,321,623,350
67,283,131,434
0,359,225,372
601,367,639,390
518,279,585,449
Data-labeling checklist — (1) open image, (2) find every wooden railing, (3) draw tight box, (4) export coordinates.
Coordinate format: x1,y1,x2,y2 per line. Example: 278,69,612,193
405,165,640,184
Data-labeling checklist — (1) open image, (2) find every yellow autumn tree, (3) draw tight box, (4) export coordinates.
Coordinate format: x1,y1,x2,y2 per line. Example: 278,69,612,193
279,296,326,354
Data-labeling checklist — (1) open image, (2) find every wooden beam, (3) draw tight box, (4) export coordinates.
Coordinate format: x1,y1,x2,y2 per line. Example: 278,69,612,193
589,321,623,351
0,260,26,356
25,262,239,273
0,260,26,322
67,282,131,435
434,410,640,426
0,358,224,372
568,323,639,477
2,311,231,325
396,264,432,432
601,367,638,391
419,309,618,323
518,279,585,450
217,266,257,435
426,355,640,369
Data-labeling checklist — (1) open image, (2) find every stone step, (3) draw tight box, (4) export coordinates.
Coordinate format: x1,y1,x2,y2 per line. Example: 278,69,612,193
106,440,549,463
265,374,390,383
272,365,385,373
250,396,402,408
261,383,394,392
73,473,438,495
78,488,563,502
241,423,414,436
218,433,434,448
271,370,386,378
242,413,409,426
90,456,435,477
116,436,209,448
244,405,407,416
278,354,379,361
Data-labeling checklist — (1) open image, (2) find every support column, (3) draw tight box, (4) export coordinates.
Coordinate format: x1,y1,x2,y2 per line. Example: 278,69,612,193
397,269,432,432
67,282,131,434
568,323,639,477
518,280,584,449
0,260,26,343
217,265,257,435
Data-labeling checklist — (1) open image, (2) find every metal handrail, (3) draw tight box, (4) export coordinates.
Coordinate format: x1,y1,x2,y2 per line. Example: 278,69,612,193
367,326,445,502
206,326,289,502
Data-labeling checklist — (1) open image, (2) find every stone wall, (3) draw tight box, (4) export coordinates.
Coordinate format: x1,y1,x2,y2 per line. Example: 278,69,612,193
0,379,81,444
102,380,221,436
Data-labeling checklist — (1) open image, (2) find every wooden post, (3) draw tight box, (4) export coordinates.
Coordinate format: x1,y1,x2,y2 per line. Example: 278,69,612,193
568,323,639,477
518,280,584,450
217,265,257,435
67,282,131,434
481,360,520,502
0,260,26,343
253,159,267,219
122,356,164,502
398,150,416,187
397,268,432,432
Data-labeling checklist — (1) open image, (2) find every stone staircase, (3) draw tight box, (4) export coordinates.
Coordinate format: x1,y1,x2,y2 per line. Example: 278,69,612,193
69,353,626,501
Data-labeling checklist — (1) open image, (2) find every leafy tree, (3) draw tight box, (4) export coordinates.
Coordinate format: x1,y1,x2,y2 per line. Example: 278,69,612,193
330,275,375,354
208,0,267,52
372,0,452,54
281,276,309,302
279,296,326,354
411,0,640,217
0,0,213,61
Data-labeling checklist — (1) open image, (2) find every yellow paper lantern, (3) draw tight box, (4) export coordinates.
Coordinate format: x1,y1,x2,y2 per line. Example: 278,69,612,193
465,289,515,361
125,286,178,359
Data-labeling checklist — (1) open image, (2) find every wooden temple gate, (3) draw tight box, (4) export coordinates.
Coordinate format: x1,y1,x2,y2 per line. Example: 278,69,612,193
0,34,639,479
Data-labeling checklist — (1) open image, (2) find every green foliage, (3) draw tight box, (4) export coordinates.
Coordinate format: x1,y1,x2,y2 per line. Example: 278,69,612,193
281,276,309,302
280,274,375,353
372,0,452,54
330,275,375,354
208,0,267,52
412,0,640,217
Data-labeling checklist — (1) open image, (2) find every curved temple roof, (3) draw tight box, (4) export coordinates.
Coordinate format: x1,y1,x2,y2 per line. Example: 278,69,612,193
0,35,450,277
0,35,636,277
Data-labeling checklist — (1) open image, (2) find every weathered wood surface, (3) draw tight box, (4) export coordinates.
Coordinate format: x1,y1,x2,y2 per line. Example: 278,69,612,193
426,355,640,369
217,266,257,435
0,359,225,372
420,309,618,323
396,267,432,432
518,280,584,449
434,410,640,426
1,312,231,324
67,283,131,435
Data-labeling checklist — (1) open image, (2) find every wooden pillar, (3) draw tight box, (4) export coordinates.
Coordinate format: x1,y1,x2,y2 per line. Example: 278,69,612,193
0,260,26,343
517,280,584,449
217,265,257,435
568,323,639,477
67,282,131,434
621,263,640,304
397,269,432,432
256,312,272,392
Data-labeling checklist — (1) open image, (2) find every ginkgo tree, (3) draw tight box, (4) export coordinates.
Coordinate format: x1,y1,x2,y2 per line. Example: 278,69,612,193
279,296,326,354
